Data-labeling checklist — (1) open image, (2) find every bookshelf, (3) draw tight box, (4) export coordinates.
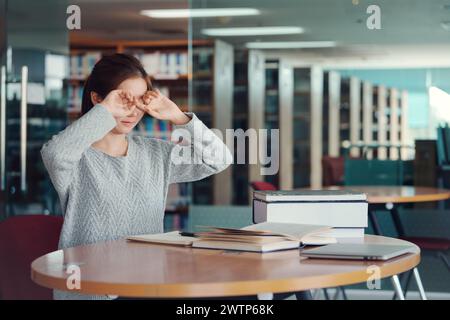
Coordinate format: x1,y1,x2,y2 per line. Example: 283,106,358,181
400,90,410,159
232,51,248,205
264,59,281,189
227,49,267,205
189,40,234,205
349,77,362,157
279,60,294,190
340,78,351,154
263,59,295,190
293,68,312,188
362,81,374,159
389,88,400,160
247,50,266,199
377,85,388,159
327,71,341,157
292,66,323,189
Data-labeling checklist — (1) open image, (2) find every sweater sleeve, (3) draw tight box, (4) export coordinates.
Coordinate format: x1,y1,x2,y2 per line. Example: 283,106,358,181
165,113,233,184
41,104,117,206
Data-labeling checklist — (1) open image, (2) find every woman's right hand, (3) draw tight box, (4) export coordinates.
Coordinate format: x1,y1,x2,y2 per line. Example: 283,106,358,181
100,90,136,118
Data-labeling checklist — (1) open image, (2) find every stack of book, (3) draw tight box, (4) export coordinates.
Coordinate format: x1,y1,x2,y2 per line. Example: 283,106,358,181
253,190,368,238
127,222,336,253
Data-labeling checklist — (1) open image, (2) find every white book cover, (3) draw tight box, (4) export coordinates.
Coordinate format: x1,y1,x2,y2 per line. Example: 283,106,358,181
254,200,368,228
254,190,367,202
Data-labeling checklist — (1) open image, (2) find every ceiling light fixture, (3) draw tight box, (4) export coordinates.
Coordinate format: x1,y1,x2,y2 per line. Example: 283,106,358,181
140,8,260,18
246,41,337,49
202,26,304,36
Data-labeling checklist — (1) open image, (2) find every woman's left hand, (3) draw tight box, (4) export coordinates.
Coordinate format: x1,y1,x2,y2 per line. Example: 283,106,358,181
136,89,190,125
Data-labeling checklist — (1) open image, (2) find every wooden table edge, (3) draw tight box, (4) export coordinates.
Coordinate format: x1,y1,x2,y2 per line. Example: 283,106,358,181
367,193,450,204
31,251,421,298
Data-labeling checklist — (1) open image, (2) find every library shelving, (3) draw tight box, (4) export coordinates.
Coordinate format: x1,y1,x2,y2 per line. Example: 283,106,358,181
377,85,388,159
293,68,312,188
247,50,266,199
400,90,410,159
339,77,351,154
230,50,266,204
348,81,410,161
264,59,281,189
323,72,411,163
349,77,362,157
292,66,324,189
263,58,295,190
327,71,341,157
362,81,373,159
232,50,250,205
190,39,234,205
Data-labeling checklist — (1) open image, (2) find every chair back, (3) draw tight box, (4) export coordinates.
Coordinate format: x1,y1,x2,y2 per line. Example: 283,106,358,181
250,181,277,191
0,215,63,300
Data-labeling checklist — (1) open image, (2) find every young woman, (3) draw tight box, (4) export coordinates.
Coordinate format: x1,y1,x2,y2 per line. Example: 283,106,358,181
41,53,232,300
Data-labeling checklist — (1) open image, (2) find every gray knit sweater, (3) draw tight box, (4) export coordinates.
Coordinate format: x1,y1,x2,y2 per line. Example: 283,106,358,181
41,104,232,300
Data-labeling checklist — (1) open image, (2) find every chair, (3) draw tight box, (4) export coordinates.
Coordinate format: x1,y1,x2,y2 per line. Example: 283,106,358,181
322,156,344,186
0,215,63,300
391,127,450,298
344,158,404,186
250,181,277,191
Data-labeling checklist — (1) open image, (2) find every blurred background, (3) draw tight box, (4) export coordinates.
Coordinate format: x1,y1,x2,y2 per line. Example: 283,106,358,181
1,0,450,298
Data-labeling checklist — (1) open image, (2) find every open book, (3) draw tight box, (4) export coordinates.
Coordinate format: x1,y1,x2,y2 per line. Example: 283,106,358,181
126,222,337,253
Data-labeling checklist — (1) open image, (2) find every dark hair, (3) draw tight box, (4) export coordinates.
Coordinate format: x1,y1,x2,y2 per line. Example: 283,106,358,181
81,53,153,115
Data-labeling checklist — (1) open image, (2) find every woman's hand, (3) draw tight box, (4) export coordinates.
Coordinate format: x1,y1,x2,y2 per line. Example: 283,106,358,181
100,89,137,118
136,89,190,125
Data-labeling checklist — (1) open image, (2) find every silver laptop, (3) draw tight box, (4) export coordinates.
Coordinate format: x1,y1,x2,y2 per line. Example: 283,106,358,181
301,243,415,261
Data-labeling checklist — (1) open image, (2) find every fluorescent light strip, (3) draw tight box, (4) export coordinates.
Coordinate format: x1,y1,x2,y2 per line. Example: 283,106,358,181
141,8,260,18
202,27,304,36
246,41,337,49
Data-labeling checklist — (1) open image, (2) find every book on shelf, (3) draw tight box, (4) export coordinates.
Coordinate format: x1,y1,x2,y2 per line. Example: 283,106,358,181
253,190,368,238
67,85,83,111
127,222,336,253
135,51,188,78
70,52,102,79
136,116,173,140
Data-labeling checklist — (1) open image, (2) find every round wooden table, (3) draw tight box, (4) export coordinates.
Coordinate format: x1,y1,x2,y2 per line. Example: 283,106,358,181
322,186,450,204
317,186,450,237
31,235,420,299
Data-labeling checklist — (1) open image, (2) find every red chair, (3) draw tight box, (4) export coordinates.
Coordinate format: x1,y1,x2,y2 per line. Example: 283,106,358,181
0,215,63,300
250,181,277,191
322,156,344,186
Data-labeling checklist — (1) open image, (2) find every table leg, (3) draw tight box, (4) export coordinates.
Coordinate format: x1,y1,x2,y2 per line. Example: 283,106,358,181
389,207,428,300
323,288,330,300
390,207,405,237
257,293,273,300
295,290,313,300
413,268,428,300
391,275,405,300
368,207,382,235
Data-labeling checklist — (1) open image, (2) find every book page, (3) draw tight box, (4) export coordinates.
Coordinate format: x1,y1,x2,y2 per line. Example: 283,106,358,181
127,231,196,246
242,222,331,241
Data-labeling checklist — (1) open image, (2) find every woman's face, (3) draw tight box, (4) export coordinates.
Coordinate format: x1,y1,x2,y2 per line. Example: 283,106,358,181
112,77,147,134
